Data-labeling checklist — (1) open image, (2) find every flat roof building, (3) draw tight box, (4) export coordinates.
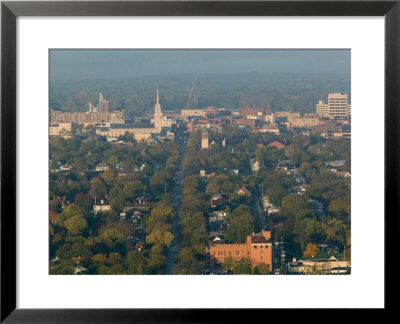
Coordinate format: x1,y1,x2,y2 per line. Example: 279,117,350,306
316,93,351,118
206,230,273,270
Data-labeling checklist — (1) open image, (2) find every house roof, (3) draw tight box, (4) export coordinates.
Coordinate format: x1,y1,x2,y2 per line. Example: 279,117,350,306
96,162,109,168
251,235,270,244
267,141,286,149
237,186,251,195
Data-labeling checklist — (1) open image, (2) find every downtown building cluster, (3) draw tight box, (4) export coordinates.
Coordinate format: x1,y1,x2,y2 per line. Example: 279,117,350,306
175,92,351,140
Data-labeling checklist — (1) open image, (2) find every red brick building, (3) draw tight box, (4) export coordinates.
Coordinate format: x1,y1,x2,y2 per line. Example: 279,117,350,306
239,106,264,118
206,230,273,269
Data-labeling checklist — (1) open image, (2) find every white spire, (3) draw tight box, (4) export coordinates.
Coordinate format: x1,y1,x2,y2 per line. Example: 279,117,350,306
154,88,162,132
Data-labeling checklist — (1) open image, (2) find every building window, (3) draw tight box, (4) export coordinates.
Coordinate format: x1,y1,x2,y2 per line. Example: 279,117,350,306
235,251,239,255
260,245,263,248
260,256,263,260
254,245,257,249
229,251,231,256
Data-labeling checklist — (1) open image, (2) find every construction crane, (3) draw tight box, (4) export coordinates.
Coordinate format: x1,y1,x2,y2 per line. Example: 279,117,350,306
186,74,198,109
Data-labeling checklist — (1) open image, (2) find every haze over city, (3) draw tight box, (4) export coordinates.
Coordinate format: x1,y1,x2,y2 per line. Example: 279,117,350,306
50,49,350,81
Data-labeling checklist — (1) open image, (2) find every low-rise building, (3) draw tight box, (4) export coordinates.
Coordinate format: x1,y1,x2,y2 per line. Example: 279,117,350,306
50,108,124,124
49,122,72,138
181,109,207,118
260,125,280,133
206,230,273,269
288,114,320,129
275,111,300,119
286,255,351,274
239,106,264,118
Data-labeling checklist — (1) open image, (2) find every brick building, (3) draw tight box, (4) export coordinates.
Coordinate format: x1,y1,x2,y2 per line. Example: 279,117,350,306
239,106,264,118
206,230,273,269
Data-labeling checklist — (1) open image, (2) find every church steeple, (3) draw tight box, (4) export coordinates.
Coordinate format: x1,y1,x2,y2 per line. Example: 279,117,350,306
154,88,163,132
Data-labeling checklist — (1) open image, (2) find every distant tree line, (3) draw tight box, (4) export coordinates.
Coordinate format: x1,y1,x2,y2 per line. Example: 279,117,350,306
50,72,350,116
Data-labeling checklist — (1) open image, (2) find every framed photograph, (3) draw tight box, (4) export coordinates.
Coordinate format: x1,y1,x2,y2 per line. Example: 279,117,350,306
1,0,399,321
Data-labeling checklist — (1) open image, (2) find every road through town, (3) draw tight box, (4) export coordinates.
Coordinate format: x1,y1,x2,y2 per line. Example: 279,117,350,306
165,139,186,274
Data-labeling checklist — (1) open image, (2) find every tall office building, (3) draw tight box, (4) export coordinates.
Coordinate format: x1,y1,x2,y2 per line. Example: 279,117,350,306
98,93,110,113
316,93,350,118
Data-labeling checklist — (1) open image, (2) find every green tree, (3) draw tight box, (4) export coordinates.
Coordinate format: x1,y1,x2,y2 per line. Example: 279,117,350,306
177,247,196,268
232,261,252,274
146,229,174,247
257,263,270,274
101,169,115,184
150,171,173,195
90,178,107,203
222,257,234,270
64,215,87,235
123,180,144,199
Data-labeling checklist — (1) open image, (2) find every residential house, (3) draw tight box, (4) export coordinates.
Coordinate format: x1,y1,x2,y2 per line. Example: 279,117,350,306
262,195,273,211
93,199,111,214
275,160,296,173
267,206,280,215
250,159,260,174
95,162,110,172
59,164,72,171
210,194,227,207
236,186,251,196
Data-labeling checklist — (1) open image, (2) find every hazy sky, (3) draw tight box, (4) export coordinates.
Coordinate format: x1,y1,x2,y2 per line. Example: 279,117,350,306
50,49,350,81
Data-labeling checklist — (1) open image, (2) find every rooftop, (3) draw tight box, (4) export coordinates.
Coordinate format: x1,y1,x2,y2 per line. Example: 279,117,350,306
251,235,270,244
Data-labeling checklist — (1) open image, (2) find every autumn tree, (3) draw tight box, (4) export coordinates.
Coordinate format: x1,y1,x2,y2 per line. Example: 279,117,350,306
303,243,320,258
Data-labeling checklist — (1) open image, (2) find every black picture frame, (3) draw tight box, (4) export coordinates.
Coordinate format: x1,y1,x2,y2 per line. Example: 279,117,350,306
1,0,399,322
